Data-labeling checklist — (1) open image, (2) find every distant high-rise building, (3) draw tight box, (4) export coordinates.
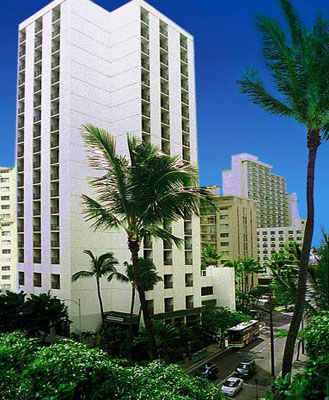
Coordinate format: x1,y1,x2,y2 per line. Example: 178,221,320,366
16,0,205,330
222,153,290,228
200,187,258,264
222,153,305,276
0,167,17,292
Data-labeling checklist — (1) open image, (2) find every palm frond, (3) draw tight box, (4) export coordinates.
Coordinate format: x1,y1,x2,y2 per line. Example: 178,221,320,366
72,270,94,282
144,226,183,249
237,68,294,117
82,195,122,231
279,0,303,46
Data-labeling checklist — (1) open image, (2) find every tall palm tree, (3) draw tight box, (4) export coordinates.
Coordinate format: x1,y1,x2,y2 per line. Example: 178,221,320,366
201,244,221,270
72,250,126,324
81,124,215,359
237,0,329,375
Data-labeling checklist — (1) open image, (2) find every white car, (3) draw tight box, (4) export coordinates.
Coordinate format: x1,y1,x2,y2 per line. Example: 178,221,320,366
220,377,243,397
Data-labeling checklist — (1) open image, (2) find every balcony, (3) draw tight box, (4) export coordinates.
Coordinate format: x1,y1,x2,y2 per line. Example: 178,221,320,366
51,207,59,214
162,131,170,141
17,134,24,143
141,28,149,40
51,172,59,181
182,124,190,133
35,38,42,49
182,137,190,147
141,12,149,25
17,196,24,203
33,241,41,248
17,164,24,172
34,68,42,78
33,176,40,184
33,144,41,153
160,69,169,81
51,190,59,197
184,228,192,235
34,83,41,93
160,39,168,52
51,241,60,247
51,105,59,116
161,99,169,110
35,23,42,34
141,76,150,87
17,179,24,187
142,91,150,102
18,62,25,72
141,58,149,71
35,53,42,63
51,74,60,84
52,58,60,69
17,149,24,157
164,258,172,266
18,226,24,233
141,42,149,55
181,95,189,105
181,53,188,64
182,109,189,119
185,258,193,265
51,155,59,164
51,89,60,100
160,54,168,66
185,243,192,250
159,25,168,37
180,38,188,49
18,77,25,86
52,41,60,53
51,138,59,148
17,210,24,218
33,258,42,264
142,107,150,118
52,27,60,38
18,48,25,57
161,117,170,125
33,192,41,200
51,224,59,231
18,91,25,100
51,257,60,265
33,161,40,168
17,120,24,129
19,34,26,44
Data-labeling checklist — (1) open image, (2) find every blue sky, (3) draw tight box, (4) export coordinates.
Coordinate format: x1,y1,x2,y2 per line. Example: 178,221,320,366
1,0,328,245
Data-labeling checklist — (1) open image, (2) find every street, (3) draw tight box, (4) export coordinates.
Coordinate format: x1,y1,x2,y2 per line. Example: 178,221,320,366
192,311,293,399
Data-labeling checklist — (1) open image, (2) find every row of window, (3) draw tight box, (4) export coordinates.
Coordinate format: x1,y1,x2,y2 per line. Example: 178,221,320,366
18,271,60,289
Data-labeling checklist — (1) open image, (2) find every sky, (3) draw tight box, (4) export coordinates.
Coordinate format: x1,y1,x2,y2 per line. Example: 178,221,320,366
1,0,328,246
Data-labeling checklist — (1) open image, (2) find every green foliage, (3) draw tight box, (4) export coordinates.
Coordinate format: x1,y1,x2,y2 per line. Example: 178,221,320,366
266,311,329,399
0,291,69,339
0,332,226,400
124,258,162,292
202,307,250,337
23,292,70,339
304,312,329,359
201,245,221,270
0,291,26,333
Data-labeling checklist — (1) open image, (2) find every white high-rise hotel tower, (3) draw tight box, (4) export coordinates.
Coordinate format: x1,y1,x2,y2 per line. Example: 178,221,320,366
16,0,203,330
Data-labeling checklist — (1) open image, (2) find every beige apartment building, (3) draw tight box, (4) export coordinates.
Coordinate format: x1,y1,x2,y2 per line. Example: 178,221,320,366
200,189,258,265
0,167,17,292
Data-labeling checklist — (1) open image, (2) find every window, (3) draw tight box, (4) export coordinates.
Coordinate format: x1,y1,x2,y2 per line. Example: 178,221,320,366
220,242,229,246
1,196,9,201
219,207,228,210
201,286,213,296
165,297,173,312
0,178,9,182
164,274,173,289
185,273,193,287
1,266,10,271
51,274,60,289
220,233,229,238
2,231,10,236
2,240,11,245
2,249,11,254
220,224,229,229
186,295,193,309
33,272,42,287
1,275,10,280
219,215,228,220
19,271,24,286
146,299,154,315
1,205,10,210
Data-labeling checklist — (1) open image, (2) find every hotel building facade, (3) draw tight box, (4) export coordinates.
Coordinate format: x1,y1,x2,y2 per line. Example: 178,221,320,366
0,167,17,292
16,0,209,330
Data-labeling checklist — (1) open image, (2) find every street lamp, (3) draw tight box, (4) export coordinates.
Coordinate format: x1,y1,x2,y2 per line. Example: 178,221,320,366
63,298,82,342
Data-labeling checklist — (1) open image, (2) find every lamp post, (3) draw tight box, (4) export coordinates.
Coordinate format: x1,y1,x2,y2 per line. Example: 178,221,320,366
63,298,82,342
267,292,275,391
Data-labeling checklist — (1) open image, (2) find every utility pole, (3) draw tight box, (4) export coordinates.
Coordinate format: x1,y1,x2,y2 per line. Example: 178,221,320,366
269,293,275,380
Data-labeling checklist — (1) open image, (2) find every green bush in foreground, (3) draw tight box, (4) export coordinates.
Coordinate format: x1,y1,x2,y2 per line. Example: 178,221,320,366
0,332,226,400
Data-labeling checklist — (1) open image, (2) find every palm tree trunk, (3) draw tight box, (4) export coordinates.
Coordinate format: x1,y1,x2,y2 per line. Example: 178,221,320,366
96,276,105,325
282,131,321,377
128,284,136,359
128,238,157,360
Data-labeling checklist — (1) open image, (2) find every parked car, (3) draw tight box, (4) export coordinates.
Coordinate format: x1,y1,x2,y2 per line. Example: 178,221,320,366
249,309,267,320
220,377,243,397
235,359,256,378
198,363,219,380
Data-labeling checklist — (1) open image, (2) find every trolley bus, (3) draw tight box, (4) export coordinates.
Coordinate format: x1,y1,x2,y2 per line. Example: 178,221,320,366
228,320,260,348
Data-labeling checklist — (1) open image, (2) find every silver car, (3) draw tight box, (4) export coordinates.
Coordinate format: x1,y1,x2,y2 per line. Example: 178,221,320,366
220,377,243,397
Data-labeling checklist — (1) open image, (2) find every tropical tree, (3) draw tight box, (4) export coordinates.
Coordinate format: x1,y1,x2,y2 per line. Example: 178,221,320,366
201,244,221,270
80,125,215,359
236,0,329,375
72,250,126,324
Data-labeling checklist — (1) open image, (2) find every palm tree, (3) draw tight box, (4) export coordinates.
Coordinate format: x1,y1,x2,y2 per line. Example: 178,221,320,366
237,0,329,375
72,250,126,324
201,244,221,270
80,125,215,359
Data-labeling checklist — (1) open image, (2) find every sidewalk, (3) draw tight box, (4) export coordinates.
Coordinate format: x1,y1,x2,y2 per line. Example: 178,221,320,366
178,344,228,373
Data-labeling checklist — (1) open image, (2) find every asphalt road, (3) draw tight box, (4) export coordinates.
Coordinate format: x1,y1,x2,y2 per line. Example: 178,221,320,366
193,311,293,399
